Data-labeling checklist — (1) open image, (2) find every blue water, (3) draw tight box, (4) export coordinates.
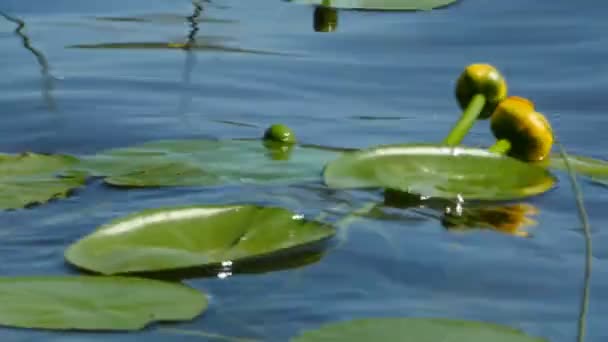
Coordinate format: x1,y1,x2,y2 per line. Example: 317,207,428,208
1,0,608,341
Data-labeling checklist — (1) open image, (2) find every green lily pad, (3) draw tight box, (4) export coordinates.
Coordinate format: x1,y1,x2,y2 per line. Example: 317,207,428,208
288,0,458,11
77,139,339,187
0,276,207,331
0,152,86,210
323,144,555,200
290,318,547,341
65,205,335,275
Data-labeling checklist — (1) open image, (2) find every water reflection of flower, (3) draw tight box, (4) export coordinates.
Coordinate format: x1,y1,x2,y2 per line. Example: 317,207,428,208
442,203,538,237
383,189,538,237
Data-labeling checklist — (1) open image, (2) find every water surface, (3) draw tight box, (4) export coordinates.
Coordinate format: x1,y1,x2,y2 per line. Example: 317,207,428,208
1,0,608,341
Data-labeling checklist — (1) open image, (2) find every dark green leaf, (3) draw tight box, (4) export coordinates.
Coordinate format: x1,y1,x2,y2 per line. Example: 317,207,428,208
77,139,339,187
65,205,335,275
0,153,86,209
323,145,555,200
0,276,207,331
288,0,458,11
291,318,547,341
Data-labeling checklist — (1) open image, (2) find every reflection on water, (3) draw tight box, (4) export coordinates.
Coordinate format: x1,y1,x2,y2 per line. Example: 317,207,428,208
175,0,202,125
68,2,283,55
93,14,236,24
263,140,296,161
67,41,285,55
383,189,539,237
0,11,56,110
442,203,538,237
314,6,338,33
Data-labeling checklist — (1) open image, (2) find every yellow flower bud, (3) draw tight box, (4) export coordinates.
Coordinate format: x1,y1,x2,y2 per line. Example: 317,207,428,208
490,96,553,162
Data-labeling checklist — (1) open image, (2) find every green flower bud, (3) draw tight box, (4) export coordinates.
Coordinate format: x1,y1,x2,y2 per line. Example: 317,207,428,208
455,63,508,119
263,124,297,144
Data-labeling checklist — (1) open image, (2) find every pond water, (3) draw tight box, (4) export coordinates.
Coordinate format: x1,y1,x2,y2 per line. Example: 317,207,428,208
1,0,608,341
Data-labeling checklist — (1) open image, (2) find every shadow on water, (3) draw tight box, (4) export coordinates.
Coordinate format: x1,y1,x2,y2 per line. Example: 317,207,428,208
0,11,56,111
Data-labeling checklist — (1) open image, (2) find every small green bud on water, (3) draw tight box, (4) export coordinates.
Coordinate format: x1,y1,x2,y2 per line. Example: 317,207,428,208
455,63,508,119
263,124,297,144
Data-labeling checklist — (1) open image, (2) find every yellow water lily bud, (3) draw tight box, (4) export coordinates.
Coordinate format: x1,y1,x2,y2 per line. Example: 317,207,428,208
490,97,553,162
455,63,508,119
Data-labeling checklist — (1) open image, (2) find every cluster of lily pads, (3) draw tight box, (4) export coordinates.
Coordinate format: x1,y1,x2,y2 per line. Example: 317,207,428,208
1,55,607,339
2,1,605,341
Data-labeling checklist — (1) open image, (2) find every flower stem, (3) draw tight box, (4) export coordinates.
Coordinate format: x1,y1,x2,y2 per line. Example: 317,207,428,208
443,93,486,146
488,139,512,155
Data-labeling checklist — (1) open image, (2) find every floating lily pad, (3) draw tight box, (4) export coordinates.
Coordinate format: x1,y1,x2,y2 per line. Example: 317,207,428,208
65,205,335,275
0,276,207,331
77,139,339,188
288,0,458,11
323,145,555,200
291,318,547,341
0,152,86,210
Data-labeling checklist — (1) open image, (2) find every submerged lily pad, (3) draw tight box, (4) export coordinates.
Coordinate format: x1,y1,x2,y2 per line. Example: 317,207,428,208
0,276,207,331
289,0,457,10
545,153,608,179
323,145,555,200
68,42,286,55
0,152,86,210
77,139,339,188
291,318,546,341
65,205,335,275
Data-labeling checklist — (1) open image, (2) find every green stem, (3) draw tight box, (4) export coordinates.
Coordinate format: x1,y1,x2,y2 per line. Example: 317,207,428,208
443,93,486,146
557,142,592,342
488,139,511,155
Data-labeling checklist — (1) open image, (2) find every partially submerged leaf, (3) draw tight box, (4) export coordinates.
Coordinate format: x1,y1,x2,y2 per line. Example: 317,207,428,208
288,0,458,11
77,139,339,187
68,42,286,55
104,162,218,188
0,153,86,209
65,205,335,275
291,318,547,341
323,144,555,200
0,276,207,331
544,153,608,179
